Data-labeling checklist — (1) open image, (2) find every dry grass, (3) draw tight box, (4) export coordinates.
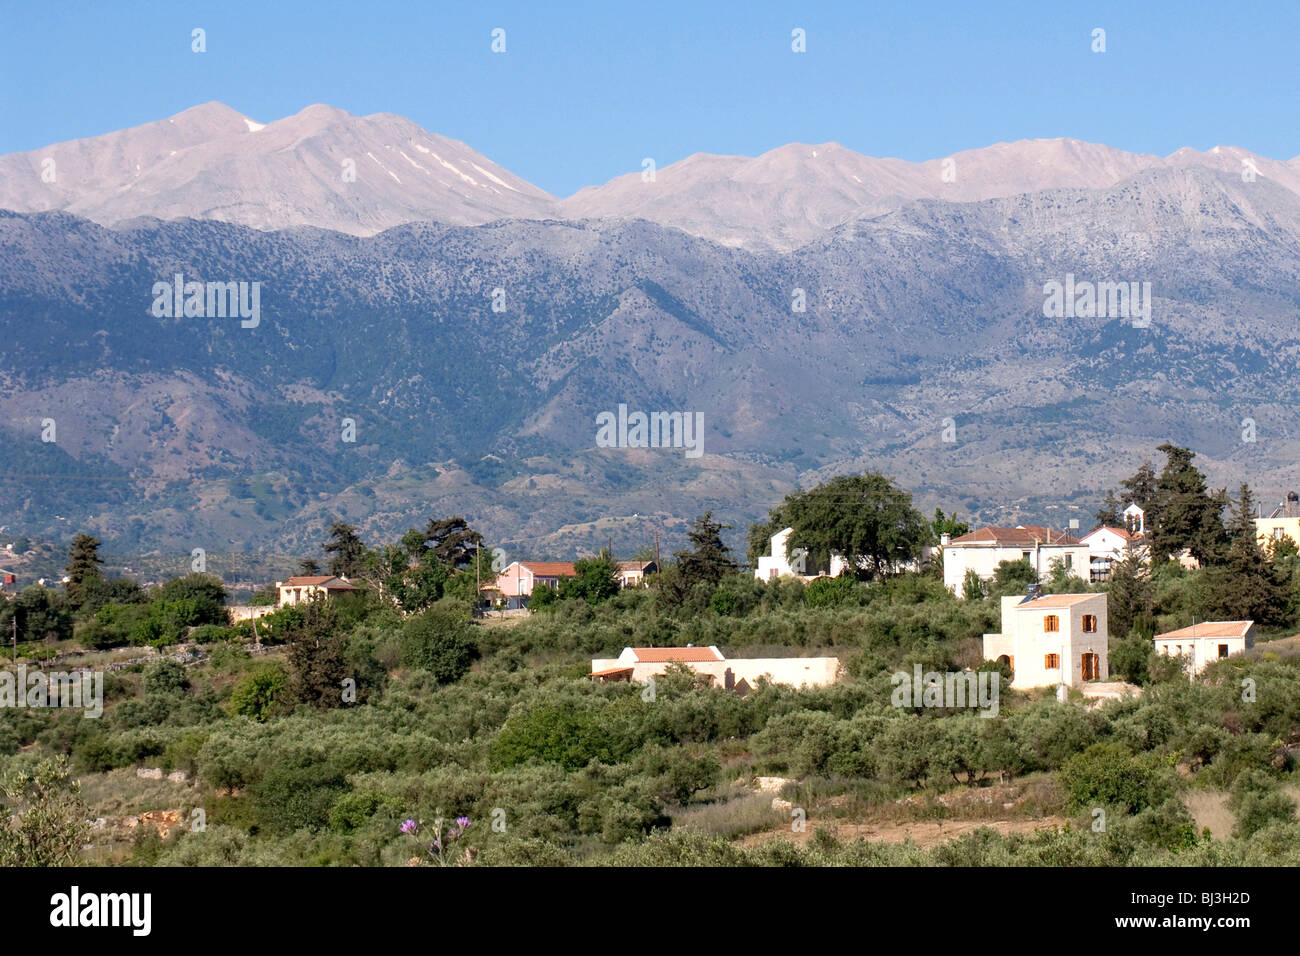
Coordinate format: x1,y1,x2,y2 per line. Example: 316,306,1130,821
1183,789,1234,839
77,768,196,818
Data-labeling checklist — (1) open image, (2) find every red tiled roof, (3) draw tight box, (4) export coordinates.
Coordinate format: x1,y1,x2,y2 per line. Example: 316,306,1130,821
949,526,1082,546
630,646,724,663
282,575,358,589
520,562,578,577
1082,526,1142,542
1155,621,1254,640
590,666,635,678
1018,593,1103,609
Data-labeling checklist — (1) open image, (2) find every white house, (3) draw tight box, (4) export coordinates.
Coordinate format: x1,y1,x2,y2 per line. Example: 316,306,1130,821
755,527,844,582
1153,621,1254,676
943,526,1089,595
1078,525,1143,582
982,590,1108,689
615,561,657,588
590,645,842,694
755,526,934,582
276,575,359,606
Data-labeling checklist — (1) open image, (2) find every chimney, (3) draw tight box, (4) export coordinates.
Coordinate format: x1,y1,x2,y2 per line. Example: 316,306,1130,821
940,533,951,547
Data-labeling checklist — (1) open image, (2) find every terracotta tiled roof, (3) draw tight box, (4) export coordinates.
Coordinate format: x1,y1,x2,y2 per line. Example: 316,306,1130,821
1082,526,1142,542
630,646,724,663
1017,593,1102,609
590,666,635,678
282,575,358,589
949,526,1082,546
520,562,578,577
1155,621,1254,640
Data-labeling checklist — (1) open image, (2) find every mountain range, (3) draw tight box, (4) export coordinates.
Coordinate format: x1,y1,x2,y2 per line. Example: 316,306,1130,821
2,103,1299,564
8,102,1300,250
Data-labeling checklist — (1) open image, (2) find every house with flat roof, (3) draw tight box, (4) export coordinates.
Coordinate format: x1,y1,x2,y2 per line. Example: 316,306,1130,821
1154,621,1254,676
943,526,1088,595
590,646,841,693
982,589,1108,689
1255,492,1300,552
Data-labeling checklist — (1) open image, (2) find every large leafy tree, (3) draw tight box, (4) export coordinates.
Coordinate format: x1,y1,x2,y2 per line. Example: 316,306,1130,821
931,509,969,540
0,585,73,644
64,533,104,609
782,472,928,580
416,517,484,571
560,551,620,606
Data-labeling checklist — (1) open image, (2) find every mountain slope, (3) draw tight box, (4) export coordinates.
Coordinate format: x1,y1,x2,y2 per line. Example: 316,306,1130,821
0,103,555,235
3,167,1300,557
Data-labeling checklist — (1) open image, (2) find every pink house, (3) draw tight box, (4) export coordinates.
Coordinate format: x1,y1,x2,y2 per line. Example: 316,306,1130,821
482,561,577,608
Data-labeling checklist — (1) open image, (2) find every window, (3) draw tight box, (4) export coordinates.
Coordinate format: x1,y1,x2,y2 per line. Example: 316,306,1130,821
1219,644,1229,658
1082,614,1097,633
1043,614,1059,632
1044,653,1060,668
1022,551,1032,560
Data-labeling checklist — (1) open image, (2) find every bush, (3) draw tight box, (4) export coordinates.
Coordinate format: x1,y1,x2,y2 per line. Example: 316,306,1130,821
1058,742,1172,814
1229,770,1297,838
399,603,479,684
229,663,288,722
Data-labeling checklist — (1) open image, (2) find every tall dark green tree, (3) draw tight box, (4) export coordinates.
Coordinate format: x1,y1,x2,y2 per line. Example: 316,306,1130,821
1120,461,1158,511
675,512,736,588
283,601,349,709
1149,444,1227,565
1107,539,1153,639
783,472,928,580
1095,490,1123,528
64,533,104,609
418,517,484,570
1207,484,1290,626
323,521,367,579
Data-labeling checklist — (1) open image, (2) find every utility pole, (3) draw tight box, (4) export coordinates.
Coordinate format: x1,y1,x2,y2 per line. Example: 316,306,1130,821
11,612,17,665
653,529,661,587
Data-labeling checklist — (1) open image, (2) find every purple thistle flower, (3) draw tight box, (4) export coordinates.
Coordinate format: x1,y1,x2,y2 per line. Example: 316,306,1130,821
456,816,471,829
430,839,442,852
400,819,418,835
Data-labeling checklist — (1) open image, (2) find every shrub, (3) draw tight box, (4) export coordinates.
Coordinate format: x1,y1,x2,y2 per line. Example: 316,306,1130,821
1058,742,1172,814
399,603,479,684
229,663,288,722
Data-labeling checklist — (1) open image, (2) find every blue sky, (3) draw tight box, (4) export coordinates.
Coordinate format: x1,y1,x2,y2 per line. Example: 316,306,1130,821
1,0,1295,197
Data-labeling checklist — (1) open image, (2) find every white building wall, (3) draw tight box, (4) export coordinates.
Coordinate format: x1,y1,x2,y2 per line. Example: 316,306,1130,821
945,544,1089,594
983,594,1108,688
1154,635,1249,676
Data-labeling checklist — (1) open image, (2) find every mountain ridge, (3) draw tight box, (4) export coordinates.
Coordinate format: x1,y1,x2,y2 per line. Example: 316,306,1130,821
5,102,1300,249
